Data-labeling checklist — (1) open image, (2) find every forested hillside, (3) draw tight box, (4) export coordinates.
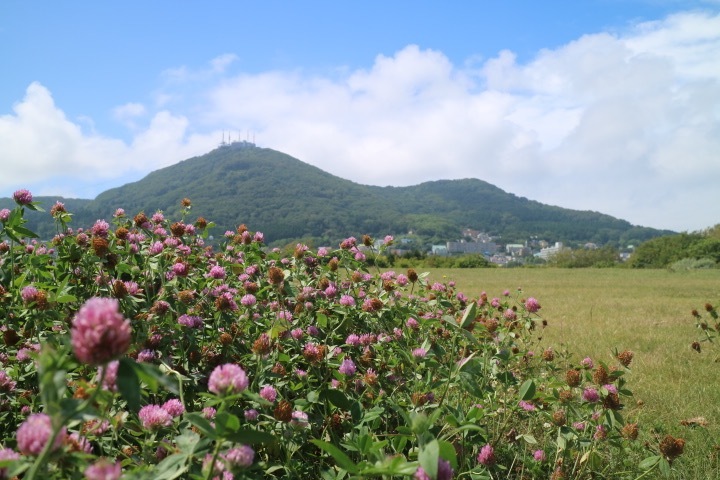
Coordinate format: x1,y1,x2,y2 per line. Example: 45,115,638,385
1,144,674,247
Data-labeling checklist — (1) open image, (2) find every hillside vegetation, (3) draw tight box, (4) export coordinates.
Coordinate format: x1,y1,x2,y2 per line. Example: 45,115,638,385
1,144,673,247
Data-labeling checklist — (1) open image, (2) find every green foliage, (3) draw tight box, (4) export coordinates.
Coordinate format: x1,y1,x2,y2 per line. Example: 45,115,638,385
546,245,621,268
668,257,718,271
629,232,720,268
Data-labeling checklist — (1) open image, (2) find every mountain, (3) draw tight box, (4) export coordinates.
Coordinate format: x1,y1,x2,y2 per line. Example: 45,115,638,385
1,143,674,247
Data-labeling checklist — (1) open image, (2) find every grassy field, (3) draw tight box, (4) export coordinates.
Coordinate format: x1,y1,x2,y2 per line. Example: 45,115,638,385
428,268,720,478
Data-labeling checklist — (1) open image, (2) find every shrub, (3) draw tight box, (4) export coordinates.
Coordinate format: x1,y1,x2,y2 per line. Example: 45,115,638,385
0,193,672,479
669,257,717,272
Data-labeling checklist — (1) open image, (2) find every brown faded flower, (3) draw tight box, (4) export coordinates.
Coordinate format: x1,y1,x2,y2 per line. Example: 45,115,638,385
115,227,129,240
659,434,685,462
621,422,639,440
268,267,285,285
274,400,292,422
177,290,195,304
542,348,555,362
603,392,622,410
407,268,418,283
134,212,149,227
252,333,272,355
552,410,567,426
328,258,339,272
593,365,609,385
170,222,186,237
181,198,192,207
616,350,634,368
558,389,574,403
565,369,581,387
112,280,128,298
92,237,109,257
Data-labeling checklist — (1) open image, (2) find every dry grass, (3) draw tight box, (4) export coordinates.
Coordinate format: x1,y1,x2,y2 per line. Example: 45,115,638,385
428,268,720,478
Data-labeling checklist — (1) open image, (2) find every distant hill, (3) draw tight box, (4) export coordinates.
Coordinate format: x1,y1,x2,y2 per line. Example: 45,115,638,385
1,143,674,247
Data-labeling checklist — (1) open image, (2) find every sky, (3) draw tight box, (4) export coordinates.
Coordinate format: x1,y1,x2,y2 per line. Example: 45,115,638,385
1,1,719,233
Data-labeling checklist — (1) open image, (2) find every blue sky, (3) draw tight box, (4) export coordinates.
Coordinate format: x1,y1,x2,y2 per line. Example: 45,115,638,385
1,1,719,232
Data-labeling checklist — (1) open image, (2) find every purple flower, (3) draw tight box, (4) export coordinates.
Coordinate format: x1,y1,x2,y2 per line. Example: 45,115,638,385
21,285,38,304
244,409,258,421
414,459,453,480
503,308,517,320
324,284,337,298
406,317,419,329
0,369,17,391
178,314,203,328
519,400,535,411
0,447,20,478
241,294,257,306
412,348,427,359
414,467,431,480
582,387,600,403
171,262,189,276
525,297,541,313
477,444,495,466
138,404,173,430
98,360,119,392
259,385,278,403
208,265,226,279
67,431,93,453
340,237,357,249
90,219,110,237
339,294,355,306
208,363,249,396
13,189,33,205
224,445,255,467
149,241,164,255
194,409,213,423
603,384,618,395
339,358,356,376
16,413,66,456
581,357,594,369
162,398,185,417
290,410,309,429
0,209,10,222
137,349,157,363
84,458,122,480
71,297,132,365
533,449,546,462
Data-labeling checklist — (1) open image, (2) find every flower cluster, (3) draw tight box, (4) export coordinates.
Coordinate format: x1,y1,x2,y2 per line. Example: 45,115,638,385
0,194,655,479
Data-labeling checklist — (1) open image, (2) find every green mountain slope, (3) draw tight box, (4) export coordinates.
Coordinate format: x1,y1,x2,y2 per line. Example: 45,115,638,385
1,144,674,246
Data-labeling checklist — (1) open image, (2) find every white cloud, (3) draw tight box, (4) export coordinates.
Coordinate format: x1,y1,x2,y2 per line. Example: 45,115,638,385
0,83,216,197
1,12,719,231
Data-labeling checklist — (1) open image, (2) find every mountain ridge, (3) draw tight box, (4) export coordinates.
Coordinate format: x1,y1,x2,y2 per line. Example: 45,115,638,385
1,144,674,247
